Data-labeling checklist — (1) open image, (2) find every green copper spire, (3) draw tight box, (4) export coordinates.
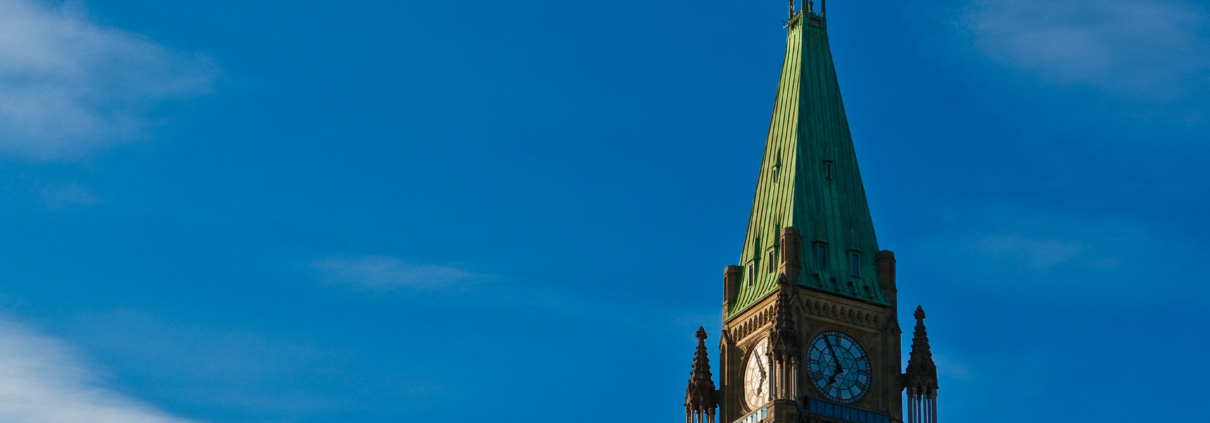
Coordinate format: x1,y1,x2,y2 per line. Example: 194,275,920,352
727,11,886,320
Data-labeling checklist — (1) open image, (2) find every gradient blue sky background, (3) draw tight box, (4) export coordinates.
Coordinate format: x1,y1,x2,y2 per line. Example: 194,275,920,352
0,0,1207,422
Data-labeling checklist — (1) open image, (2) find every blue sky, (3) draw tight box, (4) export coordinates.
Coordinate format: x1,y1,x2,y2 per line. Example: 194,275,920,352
0,0,1206,421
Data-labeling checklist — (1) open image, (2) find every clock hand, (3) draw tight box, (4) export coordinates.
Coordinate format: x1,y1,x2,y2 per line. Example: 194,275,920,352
756,356,767,394
823,336,843,384
832,357,845,385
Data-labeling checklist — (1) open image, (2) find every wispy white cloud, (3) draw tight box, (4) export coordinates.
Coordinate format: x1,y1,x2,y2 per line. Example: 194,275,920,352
0,0,218,160
931,354,970,380
973,234,1085,268
961,0,1210,100
914,205,1206,303
313,255,488,292
39,183,99,210
0,318,197,423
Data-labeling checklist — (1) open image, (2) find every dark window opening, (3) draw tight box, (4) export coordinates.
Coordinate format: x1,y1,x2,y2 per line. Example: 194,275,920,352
815,243,828,269
824,161,834,180
772,150,782,181
849,252,861,276
767,248,778,273
747,260,756,286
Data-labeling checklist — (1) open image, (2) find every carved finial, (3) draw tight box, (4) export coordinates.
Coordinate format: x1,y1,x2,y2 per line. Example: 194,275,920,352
696,326,708,341
914,305,926,321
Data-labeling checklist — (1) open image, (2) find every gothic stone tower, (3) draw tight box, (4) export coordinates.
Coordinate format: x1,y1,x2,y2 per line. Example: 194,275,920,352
684,4,939,423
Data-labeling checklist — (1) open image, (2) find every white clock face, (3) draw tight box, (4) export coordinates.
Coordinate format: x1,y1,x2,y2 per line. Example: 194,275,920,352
743,338,771,410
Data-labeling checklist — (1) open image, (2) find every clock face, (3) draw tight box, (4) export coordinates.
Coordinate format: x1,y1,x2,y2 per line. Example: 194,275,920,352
807,331,872,403
742,338,770,410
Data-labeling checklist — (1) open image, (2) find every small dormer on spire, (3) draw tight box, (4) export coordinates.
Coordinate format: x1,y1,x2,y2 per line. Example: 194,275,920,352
685,327,717,423
905,306,939,423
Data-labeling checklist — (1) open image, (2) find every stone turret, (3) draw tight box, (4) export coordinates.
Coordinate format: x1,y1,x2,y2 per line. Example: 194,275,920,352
905,306,939,423
767,274,799,402
685,327,717,423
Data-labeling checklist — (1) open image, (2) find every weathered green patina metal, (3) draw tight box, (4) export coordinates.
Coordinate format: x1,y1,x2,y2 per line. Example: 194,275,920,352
727,12,886,321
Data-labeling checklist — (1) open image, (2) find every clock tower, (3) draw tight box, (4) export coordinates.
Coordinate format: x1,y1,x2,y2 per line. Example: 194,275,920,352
683,3,939,423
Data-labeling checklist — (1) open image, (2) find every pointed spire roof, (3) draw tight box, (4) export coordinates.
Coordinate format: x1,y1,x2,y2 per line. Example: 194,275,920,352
685,326,717,412
727,12,885,320
905,306,939,396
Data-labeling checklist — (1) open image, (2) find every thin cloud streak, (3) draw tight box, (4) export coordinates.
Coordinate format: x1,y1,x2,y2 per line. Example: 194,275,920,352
912,205,1207,303
0,0,218,160
39,183,99,210
961,0,1210,101
0,318,197,423
313,255,487,292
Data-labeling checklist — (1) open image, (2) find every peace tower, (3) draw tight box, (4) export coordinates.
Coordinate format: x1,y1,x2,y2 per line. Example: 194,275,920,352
683,3,939,423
